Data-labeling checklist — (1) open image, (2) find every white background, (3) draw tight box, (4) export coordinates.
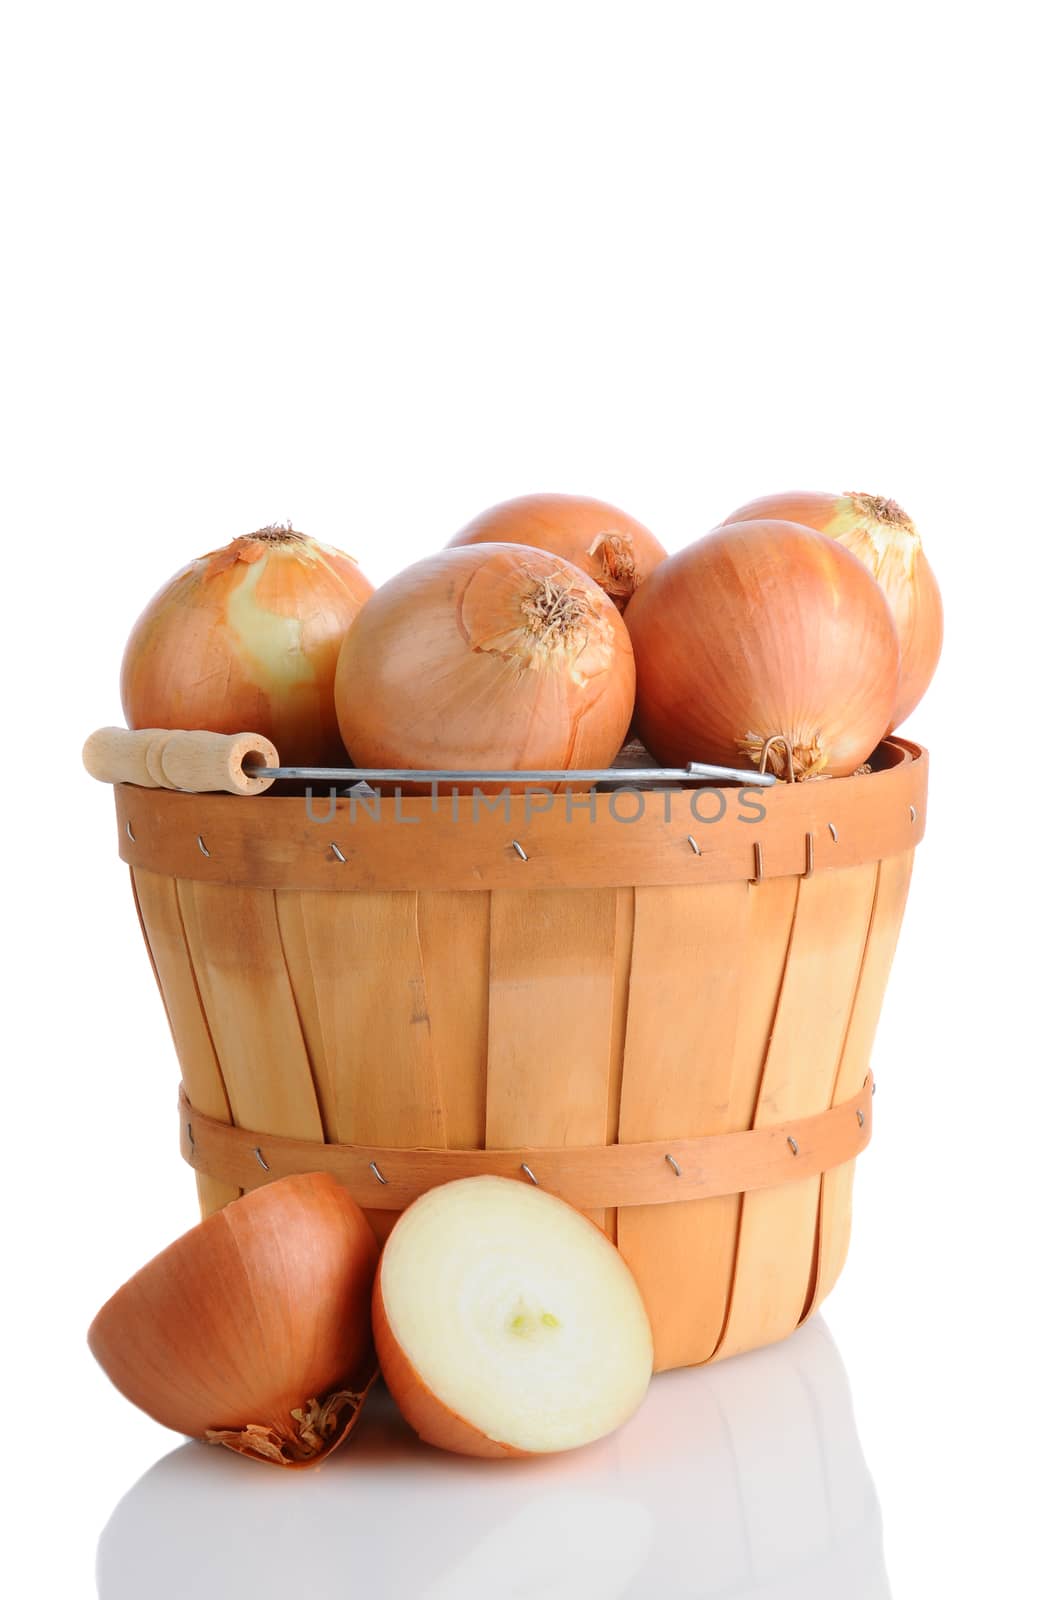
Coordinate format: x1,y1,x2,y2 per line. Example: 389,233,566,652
3,2,1060,1594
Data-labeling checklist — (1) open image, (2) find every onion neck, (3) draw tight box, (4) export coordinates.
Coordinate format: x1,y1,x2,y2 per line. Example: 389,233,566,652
841,492,922,579
205,524,309,576
245,522,306,545
845,493,915,534
587,532,640,605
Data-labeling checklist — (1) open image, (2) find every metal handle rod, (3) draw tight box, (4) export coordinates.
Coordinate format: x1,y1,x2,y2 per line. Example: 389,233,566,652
251,761,776,787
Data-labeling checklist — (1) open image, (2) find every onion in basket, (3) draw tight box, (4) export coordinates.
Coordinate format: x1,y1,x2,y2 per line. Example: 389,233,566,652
334,543,636,788
447,493,666,611
373,1177,654,1457
721,490,943,729
624,519,900,780
88,1174,379,1467
121,525,373,765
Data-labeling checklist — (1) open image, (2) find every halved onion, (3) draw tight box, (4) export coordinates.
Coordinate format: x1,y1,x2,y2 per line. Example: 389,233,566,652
373,1176,654,1457
88,1174,379,1468
447,493,666,611
334,543,635,788
624,519,900,780
722,491,942,728
121,525,373,764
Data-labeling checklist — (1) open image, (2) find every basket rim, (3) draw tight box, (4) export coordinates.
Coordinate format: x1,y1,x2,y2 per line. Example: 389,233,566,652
114,737,928,892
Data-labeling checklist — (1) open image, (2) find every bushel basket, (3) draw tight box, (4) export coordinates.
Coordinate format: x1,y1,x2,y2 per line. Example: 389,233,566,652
108,734,927,1373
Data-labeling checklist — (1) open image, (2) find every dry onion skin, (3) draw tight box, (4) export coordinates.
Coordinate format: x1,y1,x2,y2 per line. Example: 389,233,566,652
722,491,943,729
447,493,667,611
121,525,374,765
624,519,900,780
88,1174,379,1468
334,543,636,790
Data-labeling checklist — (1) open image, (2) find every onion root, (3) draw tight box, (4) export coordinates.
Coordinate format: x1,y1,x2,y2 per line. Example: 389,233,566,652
736,730,829,782
205,1373,377,1468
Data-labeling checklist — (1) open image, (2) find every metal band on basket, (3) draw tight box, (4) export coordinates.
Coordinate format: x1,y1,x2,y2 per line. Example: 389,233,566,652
179,1076,874,1212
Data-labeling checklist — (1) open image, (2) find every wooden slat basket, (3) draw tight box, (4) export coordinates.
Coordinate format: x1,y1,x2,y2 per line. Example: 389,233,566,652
110,735,927,1373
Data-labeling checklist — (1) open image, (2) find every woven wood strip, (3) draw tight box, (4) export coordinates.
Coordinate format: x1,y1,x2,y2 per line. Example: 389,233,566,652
179,1075,873,1213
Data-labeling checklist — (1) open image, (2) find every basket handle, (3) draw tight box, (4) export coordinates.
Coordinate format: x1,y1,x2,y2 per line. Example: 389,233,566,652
82,726,279,796
85,726,783,794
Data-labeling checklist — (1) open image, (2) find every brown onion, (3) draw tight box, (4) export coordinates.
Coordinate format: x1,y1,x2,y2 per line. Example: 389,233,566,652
447,493,666,610
722,491,942,728
88,1174,379,1468
334,544,635,789
625,520,900,780
121,525,373,764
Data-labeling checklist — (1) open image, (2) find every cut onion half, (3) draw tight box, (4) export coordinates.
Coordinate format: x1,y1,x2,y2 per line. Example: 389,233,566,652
373,1177,654,1458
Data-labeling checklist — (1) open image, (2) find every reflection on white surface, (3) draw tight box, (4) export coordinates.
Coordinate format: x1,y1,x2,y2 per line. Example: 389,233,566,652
97,1316,889,1599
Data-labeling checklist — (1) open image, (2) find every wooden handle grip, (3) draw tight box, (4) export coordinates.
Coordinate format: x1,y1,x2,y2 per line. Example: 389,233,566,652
83,727,279,795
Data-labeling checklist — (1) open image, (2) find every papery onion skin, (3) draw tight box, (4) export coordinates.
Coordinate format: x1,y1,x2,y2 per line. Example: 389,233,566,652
447,493,667,611
334,543,636,791
121,526,374,765
625,519,900,780
722,491,942,729
88,1174,379,1468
